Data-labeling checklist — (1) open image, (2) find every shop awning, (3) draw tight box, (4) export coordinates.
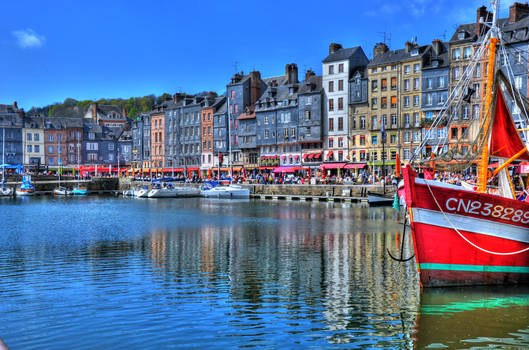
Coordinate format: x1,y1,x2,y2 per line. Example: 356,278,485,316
319,163,346,170
273,166,302,173
326,151,334,158
302,154,309,160
344,163,366,169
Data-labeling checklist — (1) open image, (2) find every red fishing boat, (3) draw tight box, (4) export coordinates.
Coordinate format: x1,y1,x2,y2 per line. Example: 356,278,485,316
402,0,529,287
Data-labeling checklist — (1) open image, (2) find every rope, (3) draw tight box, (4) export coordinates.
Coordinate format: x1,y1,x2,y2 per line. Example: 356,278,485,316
424,179,529,256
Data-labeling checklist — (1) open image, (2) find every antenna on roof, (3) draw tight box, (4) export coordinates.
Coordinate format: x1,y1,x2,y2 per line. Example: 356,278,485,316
377,31,391,48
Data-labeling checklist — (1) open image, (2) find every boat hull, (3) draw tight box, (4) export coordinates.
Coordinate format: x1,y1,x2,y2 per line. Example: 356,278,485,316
201,186,250,198
0,188,13,197
403,165,529,287
16,190,35,196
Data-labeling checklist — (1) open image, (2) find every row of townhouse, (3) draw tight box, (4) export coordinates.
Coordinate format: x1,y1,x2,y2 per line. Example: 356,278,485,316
129,3,529,177
0,102,133,170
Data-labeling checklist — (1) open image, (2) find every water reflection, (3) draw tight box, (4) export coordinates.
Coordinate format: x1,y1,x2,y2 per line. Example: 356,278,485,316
0,197,524,348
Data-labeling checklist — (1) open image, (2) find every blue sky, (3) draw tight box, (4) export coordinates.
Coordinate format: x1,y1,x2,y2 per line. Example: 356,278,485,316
0,0,510,110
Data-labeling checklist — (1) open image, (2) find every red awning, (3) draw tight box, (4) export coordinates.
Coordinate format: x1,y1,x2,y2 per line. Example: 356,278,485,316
308,153,315,159
344,163,366,169
319,163,346,170
294,155,299,159
326,151,334,157
281,156,286,160
315,152,322,159
302,154,309,160
273,166,302,173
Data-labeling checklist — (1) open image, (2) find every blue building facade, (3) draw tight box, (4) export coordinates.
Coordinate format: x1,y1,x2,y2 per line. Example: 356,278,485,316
0,103,24,166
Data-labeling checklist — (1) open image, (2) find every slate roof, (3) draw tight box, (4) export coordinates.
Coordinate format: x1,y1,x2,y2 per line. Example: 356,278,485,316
368,45,429,67
322,46,364,63
422,42,450,70
24,115,45,129
0,104,19,115
298,75,323,94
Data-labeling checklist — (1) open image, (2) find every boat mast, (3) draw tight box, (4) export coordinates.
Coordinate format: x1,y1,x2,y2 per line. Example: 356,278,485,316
2,128,5,185
477,0,500,193
227,96,233,182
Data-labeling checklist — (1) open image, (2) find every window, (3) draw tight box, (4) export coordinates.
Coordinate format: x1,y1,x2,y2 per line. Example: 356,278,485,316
450,127,458,139
291,128,296,138
439,76,445,87
338,97,343,110
89,132,95,140
328,81,334,92
413,112,420,126
515,76,523,89
463,47,471,59
329,98,334,111
404,131,411,143
473,104,480,118
371,80,378,91
426,111,433,119
381,97,387,108
403,149,410,160
329,118,334,131
360,116,366,129
360,136,366,146
452,48,461,60
438,127,447,138
426,94,433,105
372,135,378,145
264,129,269,139
404,113,410,126
338,80,343,91
404,96,410,107
338,117,343,131
461,126,468,138
413,63,420,73
372,67,377,73
27,133,32,141
305,110,311,120
338,152,343,161
404,79,410,91
306,96,312,105
49,157,54,165
328,138,334,148
413,95,420,106
35,145,40,153
328,65,334,74
391,96,397,108
413,78,419,90
27,145,32,152
372,116,378,129
381,78,387,91
453,67,460,80
462,105,470,119
371,98,378,109
231,90,235,99
404,65,410,74
338,137,344,148
48,134,53,142
57,146,62,154
439,93,446,104
34,133,39,141
391,114,397,126
426,78,433,89
48,146,54,153
390,134,397,144
391,77,397,90
338,63,344,73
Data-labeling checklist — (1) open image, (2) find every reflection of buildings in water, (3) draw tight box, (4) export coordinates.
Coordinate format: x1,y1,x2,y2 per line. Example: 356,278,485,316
151,230,167,270
201,226,215,273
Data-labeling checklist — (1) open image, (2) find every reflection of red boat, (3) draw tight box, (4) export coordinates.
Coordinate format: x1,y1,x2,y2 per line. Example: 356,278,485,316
403,166,529,287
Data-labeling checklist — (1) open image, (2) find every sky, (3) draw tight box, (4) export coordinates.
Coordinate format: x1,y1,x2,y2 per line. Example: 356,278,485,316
0,0,511,110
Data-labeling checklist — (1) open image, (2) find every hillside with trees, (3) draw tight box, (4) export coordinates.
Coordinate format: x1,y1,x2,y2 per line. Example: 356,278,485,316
27,93,174,119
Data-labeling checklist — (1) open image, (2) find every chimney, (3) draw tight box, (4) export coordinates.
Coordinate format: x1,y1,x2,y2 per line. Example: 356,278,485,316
305,69,315,81
285,63,299,84
432,39,442,56
122,108,127,117
373,42,389,57
329,43,342,55
173,93,185,104
249,70,262,105
510,2,529,22
13,101,18,110
91,103,97,122
405,41,414,53
476,6,492,36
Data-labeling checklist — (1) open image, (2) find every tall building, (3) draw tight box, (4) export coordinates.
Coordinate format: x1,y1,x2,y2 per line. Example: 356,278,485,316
200,96,224,175
150,103,167,168
23,115,45,167
421,40,450,157
322,43,368,165
0,102,24,166
348,65,370,172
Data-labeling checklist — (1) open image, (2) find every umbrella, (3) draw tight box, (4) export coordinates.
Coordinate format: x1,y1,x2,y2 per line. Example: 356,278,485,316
395,153,401,178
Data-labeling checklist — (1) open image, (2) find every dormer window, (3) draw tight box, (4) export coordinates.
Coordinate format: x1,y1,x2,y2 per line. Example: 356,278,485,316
411,49,418,56
458,31,465,40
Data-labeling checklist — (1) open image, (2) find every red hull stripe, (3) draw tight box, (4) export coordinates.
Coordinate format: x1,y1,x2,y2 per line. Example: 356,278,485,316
411,208,529,244
419,263,529,273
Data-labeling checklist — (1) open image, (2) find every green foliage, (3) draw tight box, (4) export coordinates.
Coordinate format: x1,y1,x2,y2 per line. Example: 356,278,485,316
29,93,172,119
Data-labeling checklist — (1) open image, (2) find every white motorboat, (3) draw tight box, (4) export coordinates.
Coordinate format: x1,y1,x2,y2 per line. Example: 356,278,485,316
200,182,250,198
135,187,150,198
54,186,72,196
147,183,200,198
367,191,393,206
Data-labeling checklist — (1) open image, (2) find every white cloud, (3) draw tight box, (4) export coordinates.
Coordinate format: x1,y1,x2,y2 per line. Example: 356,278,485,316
12,29,45,48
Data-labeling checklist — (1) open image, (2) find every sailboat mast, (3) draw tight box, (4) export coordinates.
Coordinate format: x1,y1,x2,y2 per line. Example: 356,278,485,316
477,0,500,193
227,96,233,181
2,128,5,184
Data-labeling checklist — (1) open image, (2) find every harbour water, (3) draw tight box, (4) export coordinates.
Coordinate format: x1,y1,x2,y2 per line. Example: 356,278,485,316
0,197,527,349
